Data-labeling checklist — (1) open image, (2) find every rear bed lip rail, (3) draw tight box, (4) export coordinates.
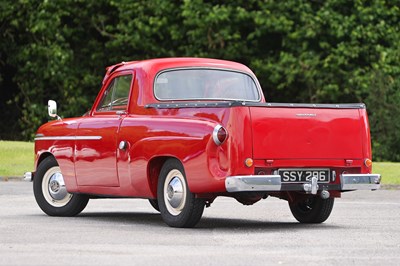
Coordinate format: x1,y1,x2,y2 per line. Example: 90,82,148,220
225,173,381,193
145,101,366,109
252,102,366,109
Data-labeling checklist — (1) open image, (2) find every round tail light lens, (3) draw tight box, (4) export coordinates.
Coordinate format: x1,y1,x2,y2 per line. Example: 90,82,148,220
364,158,373,168
244,158,254,168
213,125,228,145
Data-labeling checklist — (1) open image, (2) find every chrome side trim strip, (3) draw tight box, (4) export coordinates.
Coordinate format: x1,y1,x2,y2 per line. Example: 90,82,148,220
34,136,102,141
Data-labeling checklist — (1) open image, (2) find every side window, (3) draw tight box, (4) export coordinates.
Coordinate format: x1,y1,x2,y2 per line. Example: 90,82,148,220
97,75,132,112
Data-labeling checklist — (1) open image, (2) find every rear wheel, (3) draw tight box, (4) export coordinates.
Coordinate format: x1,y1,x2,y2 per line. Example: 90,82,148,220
33,156,89,216
157,159,205,228
289,196,334,223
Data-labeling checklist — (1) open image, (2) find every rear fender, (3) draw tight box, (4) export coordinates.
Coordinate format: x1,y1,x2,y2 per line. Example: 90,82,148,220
130,135,210,194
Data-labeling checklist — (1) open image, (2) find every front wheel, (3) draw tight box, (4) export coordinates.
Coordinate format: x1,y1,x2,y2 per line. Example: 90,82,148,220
33,156,89,216
148,199,160,212
157,159,205,228
289,196,334,223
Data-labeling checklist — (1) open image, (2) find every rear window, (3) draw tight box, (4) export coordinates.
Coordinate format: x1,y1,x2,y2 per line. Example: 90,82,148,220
154,69,260,101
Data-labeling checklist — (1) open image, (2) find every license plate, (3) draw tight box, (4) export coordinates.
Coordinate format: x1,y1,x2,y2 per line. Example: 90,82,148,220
278,169,330,183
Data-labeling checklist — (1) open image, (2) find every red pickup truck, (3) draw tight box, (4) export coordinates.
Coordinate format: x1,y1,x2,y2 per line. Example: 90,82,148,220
26,58,381,227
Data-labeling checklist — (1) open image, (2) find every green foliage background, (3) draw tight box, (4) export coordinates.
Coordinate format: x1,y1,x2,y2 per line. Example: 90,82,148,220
1,0,399,161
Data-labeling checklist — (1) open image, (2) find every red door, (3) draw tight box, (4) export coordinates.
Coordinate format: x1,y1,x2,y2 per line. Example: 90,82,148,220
74,72,133,187
74,116,122,186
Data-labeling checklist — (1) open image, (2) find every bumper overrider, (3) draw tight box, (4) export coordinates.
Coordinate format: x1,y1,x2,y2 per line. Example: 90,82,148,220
225,174,381,194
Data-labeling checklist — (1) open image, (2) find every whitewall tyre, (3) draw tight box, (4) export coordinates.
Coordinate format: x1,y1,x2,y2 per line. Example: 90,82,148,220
33,156,89,216
157,159,205,228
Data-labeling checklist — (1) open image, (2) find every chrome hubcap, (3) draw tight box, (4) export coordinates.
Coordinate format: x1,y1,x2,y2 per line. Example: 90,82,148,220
167,177,184,208
163,169,187,216
42,166,72,207
48,172,68,200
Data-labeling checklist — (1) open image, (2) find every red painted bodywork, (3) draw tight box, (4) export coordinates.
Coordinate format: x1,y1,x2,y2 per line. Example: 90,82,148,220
34,58,373,200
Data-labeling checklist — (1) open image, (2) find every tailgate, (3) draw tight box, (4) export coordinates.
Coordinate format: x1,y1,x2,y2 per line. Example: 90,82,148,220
250,106,363,160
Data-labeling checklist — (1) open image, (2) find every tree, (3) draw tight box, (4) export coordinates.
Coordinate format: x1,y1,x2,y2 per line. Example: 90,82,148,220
1,0,399,160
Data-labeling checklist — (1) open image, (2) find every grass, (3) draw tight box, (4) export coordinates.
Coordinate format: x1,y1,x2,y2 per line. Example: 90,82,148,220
373,162,400,185
0,141,399,185
0,140,34,178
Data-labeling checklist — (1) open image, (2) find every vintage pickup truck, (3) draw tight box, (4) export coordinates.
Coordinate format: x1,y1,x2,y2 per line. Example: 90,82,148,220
26,58,381,227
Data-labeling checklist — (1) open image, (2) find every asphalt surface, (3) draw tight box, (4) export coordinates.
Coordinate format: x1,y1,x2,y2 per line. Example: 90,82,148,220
0,181,399,266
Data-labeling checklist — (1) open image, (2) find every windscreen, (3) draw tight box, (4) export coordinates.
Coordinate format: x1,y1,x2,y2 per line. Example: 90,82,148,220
154,69,260,101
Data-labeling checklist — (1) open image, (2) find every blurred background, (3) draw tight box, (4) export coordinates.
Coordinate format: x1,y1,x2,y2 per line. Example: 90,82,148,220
1,0,399,161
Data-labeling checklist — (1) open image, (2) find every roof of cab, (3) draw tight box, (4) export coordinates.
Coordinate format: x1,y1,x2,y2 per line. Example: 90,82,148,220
106,57,254,76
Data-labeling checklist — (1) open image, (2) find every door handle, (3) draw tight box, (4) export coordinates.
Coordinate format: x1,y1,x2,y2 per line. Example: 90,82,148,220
116,111,127,119
119,141,128,150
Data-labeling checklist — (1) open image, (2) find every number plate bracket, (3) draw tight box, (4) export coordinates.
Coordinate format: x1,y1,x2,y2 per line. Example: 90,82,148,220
278,168,331,183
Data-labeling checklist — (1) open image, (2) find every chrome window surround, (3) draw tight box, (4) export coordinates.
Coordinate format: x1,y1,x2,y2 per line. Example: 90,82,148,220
153,67,262,102
95,73,133,113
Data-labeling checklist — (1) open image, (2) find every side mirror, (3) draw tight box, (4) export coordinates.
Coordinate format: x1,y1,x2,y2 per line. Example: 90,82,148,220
48,100,61,120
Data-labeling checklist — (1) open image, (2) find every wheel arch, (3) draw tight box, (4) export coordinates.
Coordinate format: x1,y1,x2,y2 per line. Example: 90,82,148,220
147,156,183,198
35,152,57,177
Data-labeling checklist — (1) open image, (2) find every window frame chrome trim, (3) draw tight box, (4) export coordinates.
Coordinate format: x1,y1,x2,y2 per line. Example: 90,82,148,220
94,71,134,114
153,67,262,102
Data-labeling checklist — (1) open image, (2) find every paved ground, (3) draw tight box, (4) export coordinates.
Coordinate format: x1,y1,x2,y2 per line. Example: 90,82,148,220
0,181,399,266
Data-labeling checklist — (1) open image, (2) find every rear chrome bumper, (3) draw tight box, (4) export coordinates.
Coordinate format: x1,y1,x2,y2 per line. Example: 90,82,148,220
225,175,282,192
340,174,381,190
225,174,381,193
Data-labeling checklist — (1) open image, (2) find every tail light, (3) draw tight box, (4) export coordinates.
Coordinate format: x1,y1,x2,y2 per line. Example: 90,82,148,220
213,125,228,145
244,158,254,168
364,158,372,168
